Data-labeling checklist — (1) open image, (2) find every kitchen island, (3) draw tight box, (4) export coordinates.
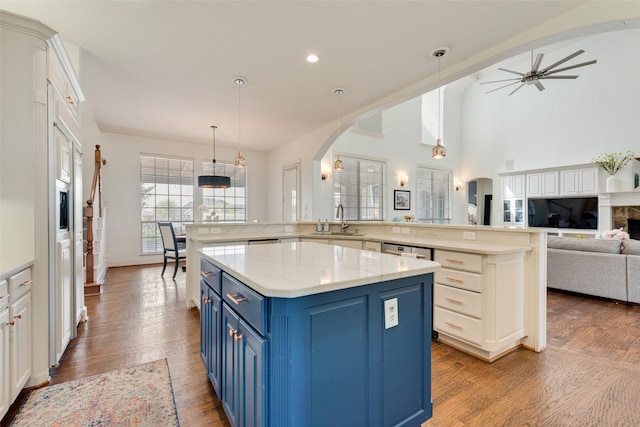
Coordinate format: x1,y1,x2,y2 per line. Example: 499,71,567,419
199,241,439,427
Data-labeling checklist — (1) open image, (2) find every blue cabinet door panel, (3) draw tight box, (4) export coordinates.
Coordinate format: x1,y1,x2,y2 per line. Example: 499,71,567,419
239,319,266,427
379,284,430,426
209,291,222,396
200,280,210,367
222,303,240,426
306,296,369,427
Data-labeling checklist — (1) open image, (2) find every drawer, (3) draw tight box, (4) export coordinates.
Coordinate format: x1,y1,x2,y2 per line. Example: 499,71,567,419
200,258,221,295
434,284,481,318
222,273,266,335
434,250,483,273
0,279,7,311
435,268,482,293
9,268,32,302
434,306,482,346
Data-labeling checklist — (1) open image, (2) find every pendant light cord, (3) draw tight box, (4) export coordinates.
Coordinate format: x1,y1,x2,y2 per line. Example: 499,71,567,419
211,125,217,166
438,54,442,140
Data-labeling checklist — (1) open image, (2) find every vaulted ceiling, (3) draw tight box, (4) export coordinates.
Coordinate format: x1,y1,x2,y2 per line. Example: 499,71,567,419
2,1,592,151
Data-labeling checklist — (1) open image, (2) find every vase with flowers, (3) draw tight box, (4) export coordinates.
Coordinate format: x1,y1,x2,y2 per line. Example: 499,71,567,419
592,150,635,192
601,227,630,240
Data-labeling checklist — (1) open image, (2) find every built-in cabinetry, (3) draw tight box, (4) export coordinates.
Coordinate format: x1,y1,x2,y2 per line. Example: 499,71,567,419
0,265,33,420
501,175,525,225
301,237,363,249
1,11,85,395
433,249,524,361
200,250,434,427
526,171,559,197
560,167,598,195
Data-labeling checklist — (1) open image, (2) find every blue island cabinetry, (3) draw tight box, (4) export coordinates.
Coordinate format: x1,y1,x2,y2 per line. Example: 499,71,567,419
200,254,433,427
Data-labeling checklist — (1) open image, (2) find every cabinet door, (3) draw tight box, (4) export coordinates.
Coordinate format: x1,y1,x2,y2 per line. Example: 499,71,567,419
209,291,222,397
56,238,73,362
9,292,31,400
200,280,211,369
542,172,559,196
580,168,598,194
222,303,240,427
526,174,542,197
331,239,362,250
238,318,266,427
0,309,9,420
561,169,579,195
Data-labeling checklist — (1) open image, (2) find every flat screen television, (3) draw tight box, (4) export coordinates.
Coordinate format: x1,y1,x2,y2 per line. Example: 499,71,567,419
527,196,598,230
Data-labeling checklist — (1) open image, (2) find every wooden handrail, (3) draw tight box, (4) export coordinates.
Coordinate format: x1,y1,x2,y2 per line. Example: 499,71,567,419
85,145,106,285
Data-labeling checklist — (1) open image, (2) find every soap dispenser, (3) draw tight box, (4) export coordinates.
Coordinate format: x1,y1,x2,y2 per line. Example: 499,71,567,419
316,219,323,232
323,219,329,232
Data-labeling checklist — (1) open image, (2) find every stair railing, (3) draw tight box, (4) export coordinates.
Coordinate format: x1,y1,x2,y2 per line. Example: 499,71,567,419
85,144,106,286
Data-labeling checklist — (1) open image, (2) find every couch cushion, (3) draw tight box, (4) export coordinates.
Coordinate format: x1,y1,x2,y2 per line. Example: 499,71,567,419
622,239,640,255
547,236,621,254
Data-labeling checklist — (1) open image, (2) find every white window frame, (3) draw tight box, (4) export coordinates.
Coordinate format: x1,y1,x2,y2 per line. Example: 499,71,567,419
140,153,194,254
200,160,247,223
333,154,385,221
416,165,452,224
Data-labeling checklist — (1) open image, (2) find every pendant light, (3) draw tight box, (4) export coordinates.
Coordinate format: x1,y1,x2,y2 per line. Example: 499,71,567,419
234,77,247,168
198,125,231,188
431,47,449,159
333,88,345,170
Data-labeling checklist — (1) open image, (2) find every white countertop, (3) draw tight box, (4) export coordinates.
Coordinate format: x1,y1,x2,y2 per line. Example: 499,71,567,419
201,241,440,298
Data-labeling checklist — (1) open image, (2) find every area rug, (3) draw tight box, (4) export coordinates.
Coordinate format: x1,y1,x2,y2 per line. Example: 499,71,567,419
11,359,179,426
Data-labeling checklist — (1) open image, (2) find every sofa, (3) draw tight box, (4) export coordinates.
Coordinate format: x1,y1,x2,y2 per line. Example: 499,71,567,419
547,236,640,304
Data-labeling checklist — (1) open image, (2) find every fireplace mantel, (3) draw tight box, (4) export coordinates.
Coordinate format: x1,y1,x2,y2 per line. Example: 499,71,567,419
598,191,640,231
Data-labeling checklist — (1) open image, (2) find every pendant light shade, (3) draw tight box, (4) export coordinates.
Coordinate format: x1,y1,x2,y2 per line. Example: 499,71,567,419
198,125,230,188
333,88,345,171
431,48,449,159
234,151,246,168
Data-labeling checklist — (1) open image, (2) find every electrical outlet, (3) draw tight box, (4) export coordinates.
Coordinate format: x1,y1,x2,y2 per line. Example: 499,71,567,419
463,231,476,240
392,227,401,234
210,227,221,234
401,227,410,234
285,225,293,232
384,298,399,329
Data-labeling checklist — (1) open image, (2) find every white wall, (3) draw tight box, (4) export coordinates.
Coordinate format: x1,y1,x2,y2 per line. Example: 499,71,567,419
98,132,267,266
460,28,640,189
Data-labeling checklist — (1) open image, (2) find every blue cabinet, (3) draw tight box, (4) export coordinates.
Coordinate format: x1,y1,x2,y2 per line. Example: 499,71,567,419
200,260,222,397
222,301,266,427
201,255,433,427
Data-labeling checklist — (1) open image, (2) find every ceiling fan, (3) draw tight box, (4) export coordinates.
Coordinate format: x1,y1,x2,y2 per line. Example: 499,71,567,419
481,49,597,95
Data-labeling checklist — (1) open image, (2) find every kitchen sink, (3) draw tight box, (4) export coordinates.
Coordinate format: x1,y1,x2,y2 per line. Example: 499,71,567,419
311,231,366,236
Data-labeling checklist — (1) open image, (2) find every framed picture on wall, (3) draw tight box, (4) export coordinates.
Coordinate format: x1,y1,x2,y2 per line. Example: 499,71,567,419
394,190,410,210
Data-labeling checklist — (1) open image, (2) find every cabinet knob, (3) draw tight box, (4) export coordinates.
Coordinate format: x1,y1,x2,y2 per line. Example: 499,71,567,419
66,95,74,105
229,328,237,337
14,314,22,320
234,333,243,342
6,321,15,326
202,296,210,304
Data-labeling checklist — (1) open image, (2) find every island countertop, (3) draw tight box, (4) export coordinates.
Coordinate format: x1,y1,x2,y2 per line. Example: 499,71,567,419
201,241,440,298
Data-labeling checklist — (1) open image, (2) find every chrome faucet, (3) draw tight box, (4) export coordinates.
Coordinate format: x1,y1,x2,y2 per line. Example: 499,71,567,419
336,203,349,232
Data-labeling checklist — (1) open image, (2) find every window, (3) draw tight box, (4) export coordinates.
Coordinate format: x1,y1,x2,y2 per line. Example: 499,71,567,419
140,154,194,254
416,166,451,224
201,161,246,222
333,155,384,221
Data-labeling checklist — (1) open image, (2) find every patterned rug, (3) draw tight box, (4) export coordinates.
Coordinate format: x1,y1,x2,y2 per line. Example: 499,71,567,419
11,359,179,426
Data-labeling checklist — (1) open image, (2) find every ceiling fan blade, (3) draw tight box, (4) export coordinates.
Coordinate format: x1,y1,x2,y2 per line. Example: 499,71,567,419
542,75,578,79
508,83,525,96
531,53,544,73
534,81,545,92
485,80,521,94
480,77,522,84
498,68,524,76
539,49,585,73
544,60,597,76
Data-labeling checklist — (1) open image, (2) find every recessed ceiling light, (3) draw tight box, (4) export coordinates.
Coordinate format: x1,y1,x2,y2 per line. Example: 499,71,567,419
306,54,319,63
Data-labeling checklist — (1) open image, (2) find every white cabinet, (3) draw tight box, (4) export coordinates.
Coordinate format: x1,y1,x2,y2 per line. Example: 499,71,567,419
527,172,559,197
433,249,525,361
501,174,524,198
0,303,9,419
5,267,32,404
331,239,362,250
560,167,598,196
363,241,381,252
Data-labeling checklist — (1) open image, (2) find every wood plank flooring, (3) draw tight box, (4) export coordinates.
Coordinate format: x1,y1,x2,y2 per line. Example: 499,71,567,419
4,265,640,426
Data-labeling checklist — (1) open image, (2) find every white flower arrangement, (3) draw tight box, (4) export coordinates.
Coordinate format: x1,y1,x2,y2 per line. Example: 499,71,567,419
592,151,635,176
601,227,630,240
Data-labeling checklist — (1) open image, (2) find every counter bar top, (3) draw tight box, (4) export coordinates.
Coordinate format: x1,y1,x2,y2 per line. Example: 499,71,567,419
201,241,440,298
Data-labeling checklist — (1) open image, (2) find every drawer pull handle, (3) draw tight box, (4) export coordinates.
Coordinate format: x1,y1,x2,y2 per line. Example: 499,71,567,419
66,95,74,105
445,321,463,330
200,271,213,278
445,259,464,264
202,296,210,304
234,333,243,342
19,279,33,287
227,293,248,305
445,297,463,305
13,314,22,320
6,321,15,326
446,277,464,284
229,328,237,337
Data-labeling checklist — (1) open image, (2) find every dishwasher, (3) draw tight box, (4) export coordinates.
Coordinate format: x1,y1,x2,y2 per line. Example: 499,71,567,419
381,242,438,340
381,242,432,260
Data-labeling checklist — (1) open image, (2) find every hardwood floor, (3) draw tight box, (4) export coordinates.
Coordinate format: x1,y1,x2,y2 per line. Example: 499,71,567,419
4,265,640,426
